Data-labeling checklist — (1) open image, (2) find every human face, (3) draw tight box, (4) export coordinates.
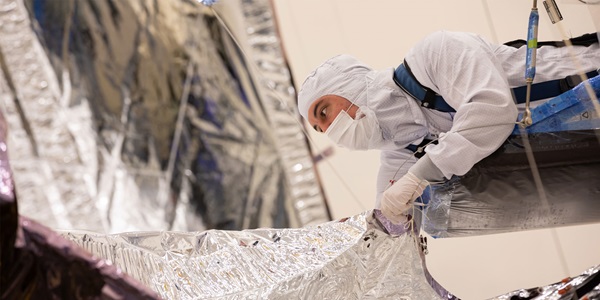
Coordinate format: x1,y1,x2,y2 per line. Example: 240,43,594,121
307,95,359,133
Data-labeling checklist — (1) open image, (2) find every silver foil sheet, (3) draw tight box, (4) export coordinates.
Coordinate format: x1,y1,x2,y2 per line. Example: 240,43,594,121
0,0,328,233
211,0,330,227
59,208,600,300
490,265,600,300
62,210,452,300
1,110,161,300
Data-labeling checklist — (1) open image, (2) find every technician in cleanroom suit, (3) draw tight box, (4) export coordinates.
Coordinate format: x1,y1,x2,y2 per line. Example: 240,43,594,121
296,30,600,223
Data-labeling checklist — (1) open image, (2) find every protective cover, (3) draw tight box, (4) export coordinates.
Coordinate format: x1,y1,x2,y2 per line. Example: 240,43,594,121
60,211,456,300
424,76,600,238
0,0,329,234
0,111,160,300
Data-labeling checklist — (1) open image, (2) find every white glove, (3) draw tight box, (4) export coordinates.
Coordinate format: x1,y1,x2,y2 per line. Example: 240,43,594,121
380,172,429,223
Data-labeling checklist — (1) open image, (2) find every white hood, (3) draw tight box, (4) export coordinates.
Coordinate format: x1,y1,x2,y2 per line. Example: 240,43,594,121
297,54,371,120
297,54,428,150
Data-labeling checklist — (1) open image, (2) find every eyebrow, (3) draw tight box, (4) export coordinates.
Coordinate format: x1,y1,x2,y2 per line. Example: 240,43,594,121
312,101,322,132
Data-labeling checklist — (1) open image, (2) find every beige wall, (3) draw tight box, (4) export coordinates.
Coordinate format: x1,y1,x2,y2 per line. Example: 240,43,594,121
272,1,600,299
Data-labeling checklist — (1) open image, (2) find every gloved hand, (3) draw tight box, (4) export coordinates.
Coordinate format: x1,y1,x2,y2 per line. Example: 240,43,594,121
380,171,429,224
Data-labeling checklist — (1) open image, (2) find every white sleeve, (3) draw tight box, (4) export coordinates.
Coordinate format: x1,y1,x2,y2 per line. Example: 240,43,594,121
375,149,417,208
405,31,518,178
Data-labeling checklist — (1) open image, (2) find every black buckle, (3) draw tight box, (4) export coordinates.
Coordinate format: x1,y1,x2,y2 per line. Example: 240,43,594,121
559,74,583,92
421,89,437,109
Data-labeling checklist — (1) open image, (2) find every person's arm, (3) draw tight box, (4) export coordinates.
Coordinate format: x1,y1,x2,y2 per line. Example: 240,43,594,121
380,31,518,223
405,31,518,179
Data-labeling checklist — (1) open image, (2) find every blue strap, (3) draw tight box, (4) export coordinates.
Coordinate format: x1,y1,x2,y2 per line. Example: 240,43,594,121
511,74,600,134
393,63,456,113
405,144,419,153
393,62,599,113
513,70,599,103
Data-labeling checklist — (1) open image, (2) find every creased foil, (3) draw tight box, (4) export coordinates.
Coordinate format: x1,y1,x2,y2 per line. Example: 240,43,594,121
0,0,328,233
61,210,448,300
0,110,161,300
490,265,600,300
59,209,600,300
234,0,332,226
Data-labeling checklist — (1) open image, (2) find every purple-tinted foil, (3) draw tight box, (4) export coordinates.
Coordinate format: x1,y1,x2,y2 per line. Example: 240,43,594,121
2,216,162,299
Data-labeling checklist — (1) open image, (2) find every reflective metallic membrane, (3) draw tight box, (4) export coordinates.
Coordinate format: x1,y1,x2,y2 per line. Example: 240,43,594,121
59,209,600,300
1,110,160,299
0,0,329,234
490,265,600,300
61,210,453,300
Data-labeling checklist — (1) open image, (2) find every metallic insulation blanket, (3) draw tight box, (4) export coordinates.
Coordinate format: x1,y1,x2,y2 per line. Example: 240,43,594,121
0,0,329,233
1,111,161,300
58,210,600,299
62,211,448,299
490,265,600,300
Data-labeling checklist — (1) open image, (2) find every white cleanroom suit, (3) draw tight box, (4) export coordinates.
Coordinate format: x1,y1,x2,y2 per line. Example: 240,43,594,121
297,30,600,214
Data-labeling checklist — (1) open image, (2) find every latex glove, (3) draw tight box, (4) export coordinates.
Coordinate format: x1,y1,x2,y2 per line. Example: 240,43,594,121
380,172,429,223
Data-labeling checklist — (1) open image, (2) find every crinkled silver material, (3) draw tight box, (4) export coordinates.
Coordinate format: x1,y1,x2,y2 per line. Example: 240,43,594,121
0,0,104,231
0,0,328,233
1,110,161,300
234,0,330,226
62,211,448,300
60,207,600,300
0,109,14,203
490,265,600,300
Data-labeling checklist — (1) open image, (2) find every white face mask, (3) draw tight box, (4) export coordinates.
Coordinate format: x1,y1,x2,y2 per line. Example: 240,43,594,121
325,106,383,150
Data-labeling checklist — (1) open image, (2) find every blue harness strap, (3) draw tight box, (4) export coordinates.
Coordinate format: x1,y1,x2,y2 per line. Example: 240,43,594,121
393,62,456,113
512,70,599,103
393,60,599,113
398,60,599,154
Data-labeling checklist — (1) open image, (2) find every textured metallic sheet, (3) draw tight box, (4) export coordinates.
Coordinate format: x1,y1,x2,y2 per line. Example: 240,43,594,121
210,0,331,227
489,265,600,300
61,210,448,300
0,0,328,234
59,208,600,300
235,0,331,226
1,110,161,300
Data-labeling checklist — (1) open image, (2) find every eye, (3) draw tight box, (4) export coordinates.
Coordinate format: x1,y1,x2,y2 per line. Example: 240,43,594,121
320,106,327,118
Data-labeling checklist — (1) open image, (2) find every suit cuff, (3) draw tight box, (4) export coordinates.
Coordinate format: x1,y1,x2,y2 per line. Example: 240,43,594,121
408,154,445,182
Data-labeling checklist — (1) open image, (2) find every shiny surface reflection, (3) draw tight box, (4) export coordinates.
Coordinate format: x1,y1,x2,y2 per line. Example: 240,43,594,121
62,210,451,300
0,0,328,233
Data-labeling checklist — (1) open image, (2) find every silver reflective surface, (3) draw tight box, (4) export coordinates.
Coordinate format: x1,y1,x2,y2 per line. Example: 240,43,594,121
1,110,161,299
490,265,600,300
0,0,328,233
62,211,447,300
60,207,600,300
